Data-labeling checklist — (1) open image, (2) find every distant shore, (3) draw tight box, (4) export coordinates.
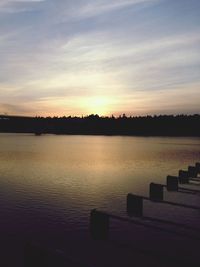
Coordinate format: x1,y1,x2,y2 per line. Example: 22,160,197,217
0,114,200,137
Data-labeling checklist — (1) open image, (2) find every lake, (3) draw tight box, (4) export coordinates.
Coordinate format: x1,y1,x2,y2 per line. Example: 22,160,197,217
0,134,199,266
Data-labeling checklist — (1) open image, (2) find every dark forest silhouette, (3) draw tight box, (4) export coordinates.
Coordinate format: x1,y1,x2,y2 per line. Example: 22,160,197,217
0,114,200,136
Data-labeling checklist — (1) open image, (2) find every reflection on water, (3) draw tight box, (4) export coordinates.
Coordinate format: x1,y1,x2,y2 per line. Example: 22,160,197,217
0,134,199,265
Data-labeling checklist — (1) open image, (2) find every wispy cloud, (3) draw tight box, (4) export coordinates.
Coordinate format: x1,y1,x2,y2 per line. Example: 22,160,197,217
68,0,159,19
0,0,200,116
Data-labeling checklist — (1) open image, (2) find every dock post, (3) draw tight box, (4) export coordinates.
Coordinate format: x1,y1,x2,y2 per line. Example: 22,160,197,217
178,170,189,184
127,194,143,217
166,175,178,191
188,166,198,178
149,183,163,201
90,209,109,240
24,242,48,267
24,243,69,267
195,162,200,173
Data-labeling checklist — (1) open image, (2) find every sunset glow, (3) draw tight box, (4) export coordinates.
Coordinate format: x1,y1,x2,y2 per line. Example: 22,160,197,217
0,0,200,116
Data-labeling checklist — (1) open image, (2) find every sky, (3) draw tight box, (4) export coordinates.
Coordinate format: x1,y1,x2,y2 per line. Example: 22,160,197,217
0,0,200,117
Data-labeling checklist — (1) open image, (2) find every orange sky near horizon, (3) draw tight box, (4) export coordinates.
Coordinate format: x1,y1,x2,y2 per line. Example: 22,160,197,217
0,0,200,117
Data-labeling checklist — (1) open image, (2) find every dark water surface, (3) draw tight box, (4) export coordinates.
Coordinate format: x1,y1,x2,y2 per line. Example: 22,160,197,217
0,134,200,266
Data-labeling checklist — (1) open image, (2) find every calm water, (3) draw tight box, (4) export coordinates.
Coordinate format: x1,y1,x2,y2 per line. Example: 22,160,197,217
0,134,200,266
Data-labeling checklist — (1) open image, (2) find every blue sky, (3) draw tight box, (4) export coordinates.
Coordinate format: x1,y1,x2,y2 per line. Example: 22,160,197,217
0,0,200,116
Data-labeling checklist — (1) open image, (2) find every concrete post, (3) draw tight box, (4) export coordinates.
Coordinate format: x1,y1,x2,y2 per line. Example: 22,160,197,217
195,162,200,173
24,243,48,267
166,175,178,191
127,194,143,217
90,209,109,240
149,183,163,201
178,170,189,184
188,166,198,178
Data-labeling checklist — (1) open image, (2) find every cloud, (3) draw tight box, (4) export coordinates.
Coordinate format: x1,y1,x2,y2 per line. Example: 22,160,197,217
67,0,159,20
0,0,200,116
0,103,34,115
0,3,39,15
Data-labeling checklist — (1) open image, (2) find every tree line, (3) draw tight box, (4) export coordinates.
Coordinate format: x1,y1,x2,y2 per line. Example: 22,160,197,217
0,114,199,136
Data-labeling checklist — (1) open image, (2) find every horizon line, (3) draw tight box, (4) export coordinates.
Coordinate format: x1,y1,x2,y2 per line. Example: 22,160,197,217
0,113,200,119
